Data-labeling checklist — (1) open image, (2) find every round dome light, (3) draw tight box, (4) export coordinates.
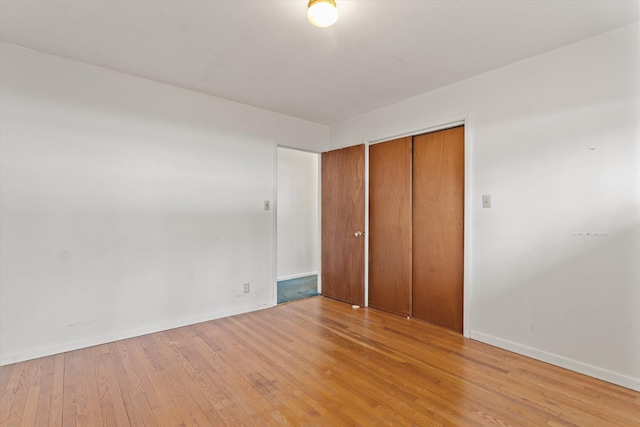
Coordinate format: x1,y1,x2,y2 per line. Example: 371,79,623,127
307,0,338,28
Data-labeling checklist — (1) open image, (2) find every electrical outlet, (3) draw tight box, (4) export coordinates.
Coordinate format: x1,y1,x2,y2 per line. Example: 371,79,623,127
244,283,250,293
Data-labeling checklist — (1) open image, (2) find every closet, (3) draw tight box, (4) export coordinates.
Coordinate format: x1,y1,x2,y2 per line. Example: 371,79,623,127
368,126,464,333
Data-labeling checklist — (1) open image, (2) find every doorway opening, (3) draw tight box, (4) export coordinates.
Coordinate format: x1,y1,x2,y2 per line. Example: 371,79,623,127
276,147,320,304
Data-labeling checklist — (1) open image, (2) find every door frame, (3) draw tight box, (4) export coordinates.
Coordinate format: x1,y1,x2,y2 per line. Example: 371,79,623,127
362,112,473,338
273,144,323,304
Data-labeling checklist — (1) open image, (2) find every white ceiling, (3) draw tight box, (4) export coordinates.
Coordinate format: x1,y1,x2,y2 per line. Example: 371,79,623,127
1,1,638,125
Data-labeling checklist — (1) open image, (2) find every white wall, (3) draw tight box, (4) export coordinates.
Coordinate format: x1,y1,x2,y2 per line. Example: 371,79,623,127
331,23,640,390
0,42,329,365
277,148,319,280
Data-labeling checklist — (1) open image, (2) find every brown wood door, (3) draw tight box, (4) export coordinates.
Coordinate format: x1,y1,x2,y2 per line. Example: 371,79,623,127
412,126,464,333
368,137,412,317
321,144,365,306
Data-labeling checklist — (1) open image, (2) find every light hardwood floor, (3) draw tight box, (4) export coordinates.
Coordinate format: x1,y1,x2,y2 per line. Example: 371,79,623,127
1,296,638,426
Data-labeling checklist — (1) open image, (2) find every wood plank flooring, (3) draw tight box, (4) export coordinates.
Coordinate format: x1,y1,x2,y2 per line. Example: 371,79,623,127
1,296,638,426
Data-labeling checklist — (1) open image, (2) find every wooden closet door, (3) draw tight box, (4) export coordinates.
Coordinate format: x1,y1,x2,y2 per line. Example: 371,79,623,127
412,126,464,333
321,144,365,306
369,137,412,317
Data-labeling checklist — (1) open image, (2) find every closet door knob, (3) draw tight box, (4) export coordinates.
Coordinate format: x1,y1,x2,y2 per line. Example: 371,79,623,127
354,231,364,237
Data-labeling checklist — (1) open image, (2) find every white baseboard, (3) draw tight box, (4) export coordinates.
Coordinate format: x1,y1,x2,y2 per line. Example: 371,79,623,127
0,302,276,366
470,330,640,392
277,271,318,281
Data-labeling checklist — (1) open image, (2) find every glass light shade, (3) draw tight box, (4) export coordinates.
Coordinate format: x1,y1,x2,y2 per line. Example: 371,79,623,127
307,0,338,28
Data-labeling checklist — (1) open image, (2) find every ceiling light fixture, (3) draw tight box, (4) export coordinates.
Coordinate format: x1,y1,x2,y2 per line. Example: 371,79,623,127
307,0,338,28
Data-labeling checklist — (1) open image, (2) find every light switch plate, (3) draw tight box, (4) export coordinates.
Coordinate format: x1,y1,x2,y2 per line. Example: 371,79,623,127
482,194,491,208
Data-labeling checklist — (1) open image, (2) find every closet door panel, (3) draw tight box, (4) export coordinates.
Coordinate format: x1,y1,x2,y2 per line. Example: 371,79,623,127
368,137,412,317
412,126,464,333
